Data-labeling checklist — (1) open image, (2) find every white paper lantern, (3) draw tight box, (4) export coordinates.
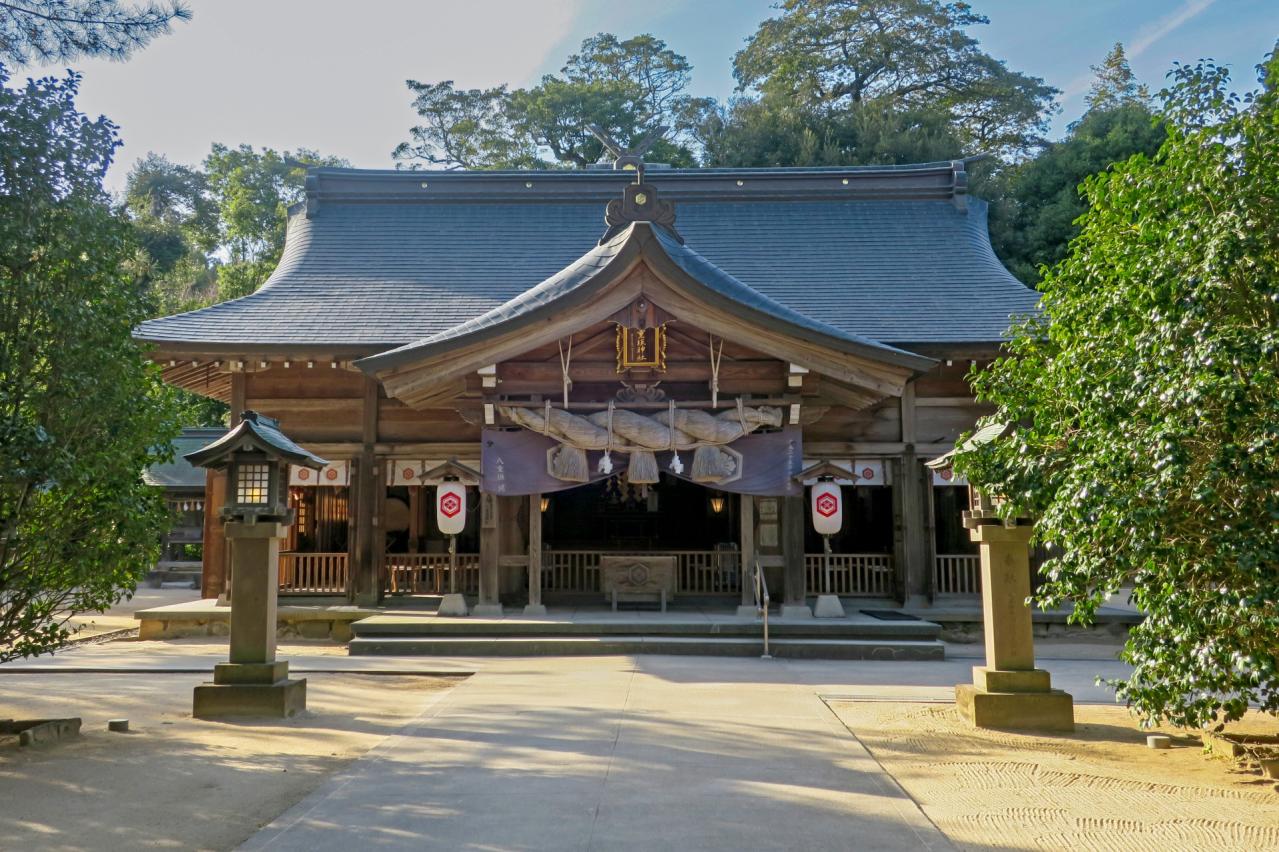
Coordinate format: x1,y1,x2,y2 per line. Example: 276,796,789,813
436,482,467,535
811,481,843,536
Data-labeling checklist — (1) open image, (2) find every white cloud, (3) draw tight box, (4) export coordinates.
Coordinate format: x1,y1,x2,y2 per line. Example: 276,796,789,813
1060,0,1218,99
32,0,586,193
1128,0,1218,58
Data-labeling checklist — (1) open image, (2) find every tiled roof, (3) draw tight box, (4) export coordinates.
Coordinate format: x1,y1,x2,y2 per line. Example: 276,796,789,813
134,163,1040,352
143,427,226,488
359,223,934,373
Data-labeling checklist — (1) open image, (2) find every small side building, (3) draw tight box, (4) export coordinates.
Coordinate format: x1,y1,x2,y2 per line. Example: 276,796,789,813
144,427,226,588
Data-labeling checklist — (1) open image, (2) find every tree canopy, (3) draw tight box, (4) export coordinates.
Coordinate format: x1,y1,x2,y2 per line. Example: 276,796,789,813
395,33,702,170
0,1,189,65
987,43,1163,284
0,67,181,660
957,50,1279,728
730,0,1058,160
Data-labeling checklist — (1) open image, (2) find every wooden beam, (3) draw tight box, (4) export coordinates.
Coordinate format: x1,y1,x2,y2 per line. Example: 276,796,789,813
901,382,917,444
498,360,784,383
915,396,990,409
814,377,885,411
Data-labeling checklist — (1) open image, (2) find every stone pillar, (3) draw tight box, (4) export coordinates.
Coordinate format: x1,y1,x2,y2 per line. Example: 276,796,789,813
737,494,757,617
475,492,504,616
954,522,1074,731
780,494,811,618
194,521,306,718
525,494,546,615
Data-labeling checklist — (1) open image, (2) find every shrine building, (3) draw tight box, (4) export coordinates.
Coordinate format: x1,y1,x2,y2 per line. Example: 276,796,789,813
135,157,1039,617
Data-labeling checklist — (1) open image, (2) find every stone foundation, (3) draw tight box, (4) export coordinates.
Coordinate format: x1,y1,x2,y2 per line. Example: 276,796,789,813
137,600,370,642
955,683,1075,732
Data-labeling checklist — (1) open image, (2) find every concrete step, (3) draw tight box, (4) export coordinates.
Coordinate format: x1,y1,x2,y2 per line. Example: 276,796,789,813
347,635,945,660
349,615,941,642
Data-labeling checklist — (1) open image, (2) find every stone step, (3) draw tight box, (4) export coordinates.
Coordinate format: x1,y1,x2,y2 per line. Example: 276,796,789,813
347,635,945,660
349,615,941,642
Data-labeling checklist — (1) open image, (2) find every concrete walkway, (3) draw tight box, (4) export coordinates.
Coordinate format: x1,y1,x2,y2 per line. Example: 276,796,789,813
243,655,953,851
238,652,1130,852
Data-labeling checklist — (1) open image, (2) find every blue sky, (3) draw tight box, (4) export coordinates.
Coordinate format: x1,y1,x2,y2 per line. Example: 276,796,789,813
28,0,1279,193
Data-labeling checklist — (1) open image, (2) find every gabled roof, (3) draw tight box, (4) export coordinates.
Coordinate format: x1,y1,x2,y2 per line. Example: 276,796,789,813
185,411,328,470
144,427,227,489
358,222,934,374
133,161,1040,353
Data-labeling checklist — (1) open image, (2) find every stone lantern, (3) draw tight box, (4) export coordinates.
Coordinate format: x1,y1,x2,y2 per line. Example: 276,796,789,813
185,411,327,718
927,424,1074,731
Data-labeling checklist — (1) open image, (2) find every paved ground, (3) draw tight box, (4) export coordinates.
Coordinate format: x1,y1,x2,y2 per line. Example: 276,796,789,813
232,650,1128,851
2,628,1139,851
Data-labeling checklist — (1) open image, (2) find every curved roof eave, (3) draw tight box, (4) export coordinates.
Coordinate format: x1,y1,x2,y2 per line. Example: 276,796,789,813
356,222,935,377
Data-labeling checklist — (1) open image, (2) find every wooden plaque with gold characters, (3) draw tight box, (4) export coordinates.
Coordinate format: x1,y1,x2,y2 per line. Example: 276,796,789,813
612,296,671,373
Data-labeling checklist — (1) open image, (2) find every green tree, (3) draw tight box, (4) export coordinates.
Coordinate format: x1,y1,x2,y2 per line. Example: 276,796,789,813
1087,42,1149,113
956,51,1279,728
988,104,1165,284
124,152,217,314
698,96,962,167
732,0,1057,159
0,68,181,660
0,1,189,65
988,43,1163,284
394,33,700,169
393,81,534,170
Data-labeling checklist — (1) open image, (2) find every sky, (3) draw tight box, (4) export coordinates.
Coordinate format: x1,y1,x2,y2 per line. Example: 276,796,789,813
23,0,1279,195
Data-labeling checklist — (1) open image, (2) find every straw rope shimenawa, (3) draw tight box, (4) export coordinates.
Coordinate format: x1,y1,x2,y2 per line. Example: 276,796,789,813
497,402,783,484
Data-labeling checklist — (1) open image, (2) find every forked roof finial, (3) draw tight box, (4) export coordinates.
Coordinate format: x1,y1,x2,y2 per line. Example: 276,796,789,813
589,124,669,184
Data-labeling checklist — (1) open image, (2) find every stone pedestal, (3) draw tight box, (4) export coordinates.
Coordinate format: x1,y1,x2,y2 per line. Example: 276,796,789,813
780,604,813,619
955,523,1073,732
194,522,307,719
437,593,470,617
813,594,845,618
473,603,504,617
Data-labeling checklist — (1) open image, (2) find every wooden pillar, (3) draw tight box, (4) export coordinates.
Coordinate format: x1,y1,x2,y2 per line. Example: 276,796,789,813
476,492,503,615
407,487,421,552
200,469,227,599
525,493,546,615
211,379,246,602
351,377,379,605
781,494,809,616
899,382,928,604
738,494,756,613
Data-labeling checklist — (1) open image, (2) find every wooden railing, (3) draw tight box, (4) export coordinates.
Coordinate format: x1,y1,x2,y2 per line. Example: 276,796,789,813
279,552,347,594
804,553,894,597
384,553,479,595
934,553,981,595
542,550,743,596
